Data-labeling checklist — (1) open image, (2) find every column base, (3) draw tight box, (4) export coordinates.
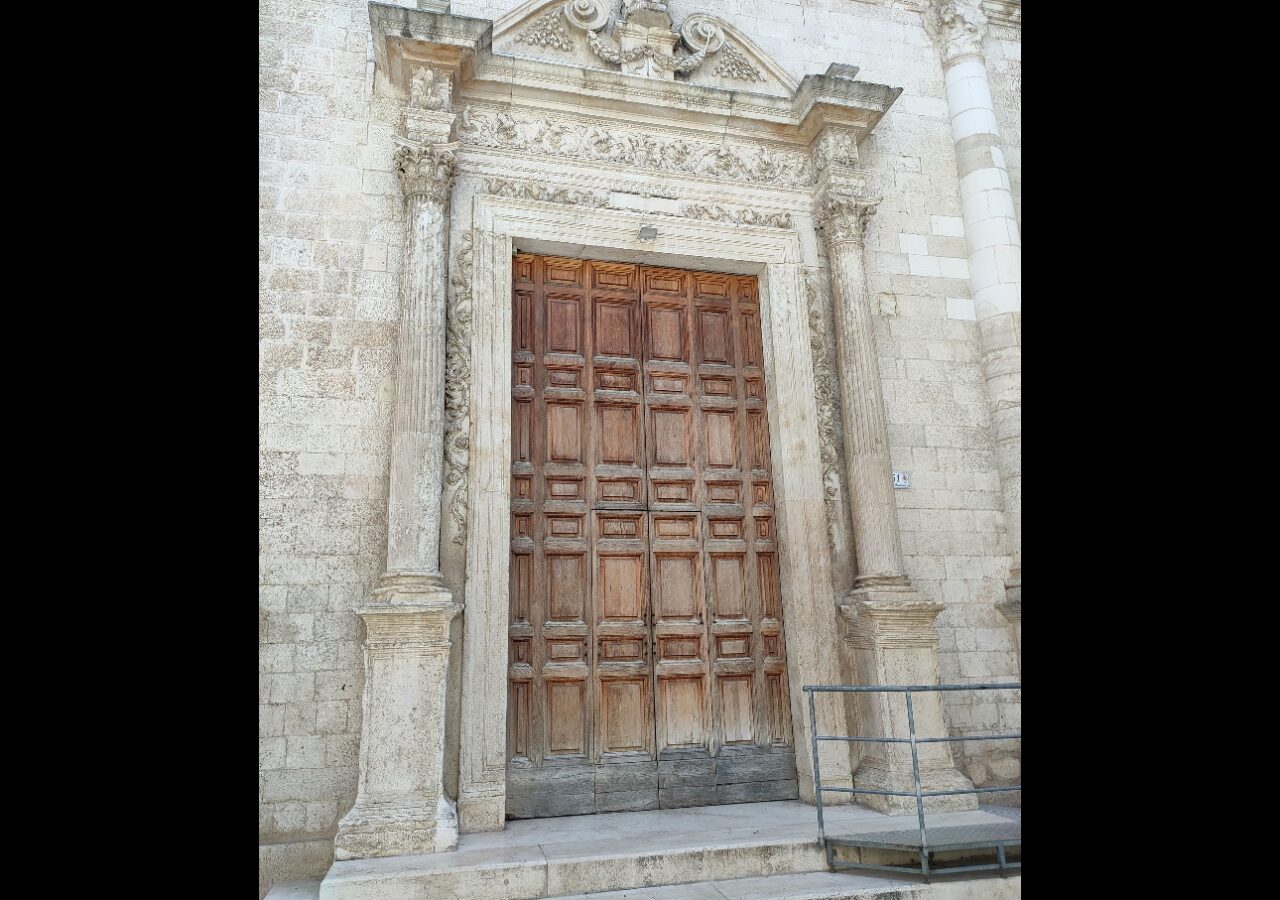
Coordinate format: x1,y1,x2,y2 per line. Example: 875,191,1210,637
853,758,977,814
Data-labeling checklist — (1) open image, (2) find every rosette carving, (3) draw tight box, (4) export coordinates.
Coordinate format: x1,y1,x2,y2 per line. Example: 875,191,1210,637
564,0,609,32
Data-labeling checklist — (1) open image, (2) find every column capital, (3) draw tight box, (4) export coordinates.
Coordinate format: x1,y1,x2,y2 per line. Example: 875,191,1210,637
393,141,459,203
814,190,879,247
924,0,989,65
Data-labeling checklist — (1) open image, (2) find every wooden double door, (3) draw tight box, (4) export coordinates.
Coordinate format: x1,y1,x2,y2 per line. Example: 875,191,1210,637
507,254,797,818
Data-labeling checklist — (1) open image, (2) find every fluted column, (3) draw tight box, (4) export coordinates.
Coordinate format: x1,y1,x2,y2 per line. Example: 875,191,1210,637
926,1,1021,667
814,163,973,813
334,133,462,859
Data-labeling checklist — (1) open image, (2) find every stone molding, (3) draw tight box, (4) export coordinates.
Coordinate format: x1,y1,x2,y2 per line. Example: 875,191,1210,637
357,601,460,652
924,0,990,64
841,595,945,651
394,142,459,202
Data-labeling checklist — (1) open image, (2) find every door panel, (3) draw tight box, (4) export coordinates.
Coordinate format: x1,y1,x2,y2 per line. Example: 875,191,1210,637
508,255,796,819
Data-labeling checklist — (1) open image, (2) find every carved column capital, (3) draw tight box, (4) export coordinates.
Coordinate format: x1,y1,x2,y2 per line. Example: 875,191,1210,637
394,142,458,203
815,192,879,247
924,0,989,65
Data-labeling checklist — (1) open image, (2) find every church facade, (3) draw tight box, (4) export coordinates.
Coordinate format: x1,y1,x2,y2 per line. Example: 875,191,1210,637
259,1,1021,896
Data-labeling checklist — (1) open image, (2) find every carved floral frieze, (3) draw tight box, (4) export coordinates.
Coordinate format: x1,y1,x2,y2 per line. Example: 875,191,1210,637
483,177,610,207
681,203,792,229
458,105,812,187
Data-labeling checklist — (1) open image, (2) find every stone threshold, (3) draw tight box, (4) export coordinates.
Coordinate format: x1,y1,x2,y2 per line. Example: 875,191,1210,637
313,800,1017,900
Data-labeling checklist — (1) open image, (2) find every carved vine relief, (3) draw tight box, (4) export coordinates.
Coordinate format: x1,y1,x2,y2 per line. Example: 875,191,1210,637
805,267,844,544
444,230,474,545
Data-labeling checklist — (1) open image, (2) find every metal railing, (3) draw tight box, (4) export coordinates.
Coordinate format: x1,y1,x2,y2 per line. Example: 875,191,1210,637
803,683,1021,881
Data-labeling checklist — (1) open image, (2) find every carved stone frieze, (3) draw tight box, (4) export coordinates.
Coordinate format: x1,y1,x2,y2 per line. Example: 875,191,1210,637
814,193,879,246
514,8,574,52
394,143,459,203
713,44,764,82
458,105,812,187
409,66,452,111
924,0,990,64
483,177,610,207
680,203,792,229
445,230,473,547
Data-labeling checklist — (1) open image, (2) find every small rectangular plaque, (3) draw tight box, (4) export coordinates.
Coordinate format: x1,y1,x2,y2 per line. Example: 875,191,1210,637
892,471,911,489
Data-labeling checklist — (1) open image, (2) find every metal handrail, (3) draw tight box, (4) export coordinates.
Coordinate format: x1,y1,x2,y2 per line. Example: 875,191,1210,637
802,682,1021,880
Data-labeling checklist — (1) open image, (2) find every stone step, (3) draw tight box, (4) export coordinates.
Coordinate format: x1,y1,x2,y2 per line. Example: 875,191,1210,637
547,871,1021,900
276,871,1021,900
316,800,1018,900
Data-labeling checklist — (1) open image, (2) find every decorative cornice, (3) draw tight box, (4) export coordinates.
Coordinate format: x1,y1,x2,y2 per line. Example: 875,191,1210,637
815,193,879,246
981,0,1021,30
394,142,459,202
924,1,989,64
680,203,792,229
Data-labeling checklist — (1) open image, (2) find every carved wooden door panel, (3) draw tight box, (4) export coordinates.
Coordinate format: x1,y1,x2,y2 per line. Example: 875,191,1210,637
507,255,796,819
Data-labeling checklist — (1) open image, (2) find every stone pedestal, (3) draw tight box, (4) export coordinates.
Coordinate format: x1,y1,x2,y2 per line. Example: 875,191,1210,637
335,585,462,858
842,596,976,814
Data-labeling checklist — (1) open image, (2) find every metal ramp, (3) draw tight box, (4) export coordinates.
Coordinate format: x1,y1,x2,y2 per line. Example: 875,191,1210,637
803,683,1022,881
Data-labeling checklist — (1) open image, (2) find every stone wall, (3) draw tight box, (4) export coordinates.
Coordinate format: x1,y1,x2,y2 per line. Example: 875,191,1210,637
260,1,1020,894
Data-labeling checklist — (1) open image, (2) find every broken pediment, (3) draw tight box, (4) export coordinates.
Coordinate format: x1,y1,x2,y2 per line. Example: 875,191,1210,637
492,0,798,99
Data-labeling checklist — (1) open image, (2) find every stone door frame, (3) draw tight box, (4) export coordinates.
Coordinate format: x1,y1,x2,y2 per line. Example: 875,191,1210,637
456,193,846,832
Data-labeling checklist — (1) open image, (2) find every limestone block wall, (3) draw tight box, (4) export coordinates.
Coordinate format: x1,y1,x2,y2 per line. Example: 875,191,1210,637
260,0,1020,894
